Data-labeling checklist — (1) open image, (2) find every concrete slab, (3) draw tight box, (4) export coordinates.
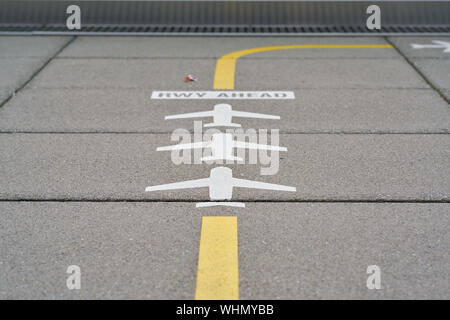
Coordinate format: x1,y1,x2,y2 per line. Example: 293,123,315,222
0,37,71,96
235,58,428,89
0,36,71,58
0,58,47,91
1,88,449,133
0,202,199,299
0,134,448,201
0,202,448,299
411,59,450,91
60,37,399,59
387,37,450,100
239,202,449,299
26,58,215,90
27,58,428,90
442,90,450,101
388,37,450,59
0,88,10,105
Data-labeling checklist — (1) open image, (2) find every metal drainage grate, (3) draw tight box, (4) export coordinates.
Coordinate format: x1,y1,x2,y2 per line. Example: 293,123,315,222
1,24,450,35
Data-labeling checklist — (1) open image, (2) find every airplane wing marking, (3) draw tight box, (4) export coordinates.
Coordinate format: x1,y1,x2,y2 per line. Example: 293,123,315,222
145,178,210,192
157,141,209,151
233,141,287,151
231,178,296,192
231,110,280,120
165,111,214,120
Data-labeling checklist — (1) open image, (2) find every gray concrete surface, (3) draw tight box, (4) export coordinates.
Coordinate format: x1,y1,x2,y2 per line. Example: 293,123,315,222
239,203,449,300
0,36,71,59
234,58,429,89
0,88,9,105
0,134,448,201
0,58,47,91
411,59,450,91
27,58,428,90
0,88,448,133
0,36,449,300
0,202,447,299
60,36,399,59
0,202,199,299
443,90,450,100
388,37,450,59
26,58,215,90
389,37,450,99
0,36,71,103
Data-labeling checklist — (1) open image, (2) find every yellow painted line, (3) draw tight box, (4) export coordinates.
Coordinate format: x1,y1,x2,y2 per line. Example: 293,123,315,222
213,44,394,90
195,216,239,300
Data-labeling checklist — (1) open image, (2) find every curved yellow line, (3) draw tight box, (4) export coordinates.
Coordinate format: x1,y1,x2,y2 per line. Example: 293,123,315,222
213,44,393,90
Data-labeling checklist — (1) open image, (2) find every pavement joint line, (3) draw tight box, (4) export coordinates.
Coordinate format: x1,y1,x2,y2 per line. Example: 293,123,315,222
53,56,405,61
195,216,239,300
0,36,77,109
20,87,435,90
24,86,434,90
0,131,448,135
385,37,450,105
3,32,450,37
0,199,448,203
213,44,394,89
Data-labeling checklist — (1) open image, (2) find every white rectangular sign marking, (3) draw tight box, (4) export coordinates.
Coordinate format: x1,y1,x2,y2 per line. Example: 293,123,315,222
151,91,295,100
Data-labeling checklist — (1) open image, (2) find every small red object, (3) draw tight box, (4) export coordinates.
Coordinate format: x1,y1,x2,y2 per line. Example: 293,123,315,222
184,74,198,82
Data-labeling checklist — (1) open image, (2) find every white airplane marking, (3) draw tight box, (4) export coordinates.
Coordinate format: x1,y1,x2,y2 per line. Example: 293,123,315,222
145,167,296,206
157,132,287,162
164,103,280,127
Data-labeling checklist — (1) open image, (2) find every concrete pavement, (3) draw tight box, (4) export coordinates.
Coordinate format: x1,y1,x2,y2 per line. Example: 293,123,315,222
59,37,398,59
1,88,448,133
0,36,71,105
25,57,428,90
0,36,448,299
0,134,448,201
389,36,450,100
0,202,447,299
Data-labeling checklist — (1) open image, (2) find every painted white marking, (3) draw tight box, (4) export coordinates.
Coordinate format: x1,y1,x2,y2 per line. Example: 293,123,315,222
151,91,295,100
196,202,246,208
411,40,450,53
165,103,280,128
157,132,286,162
145,167,296,203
